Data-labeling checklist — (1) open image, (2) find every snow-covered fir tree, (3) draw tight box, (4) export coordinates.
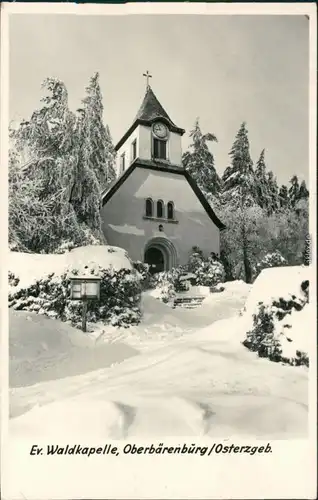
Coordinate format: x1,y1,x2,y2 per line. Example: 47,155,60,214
278,184,289,209
288,175,300,207
220,123,257,283
9,78,82,252
80,72,116,190
298,180,309,201
266,171,279,214
69,110,104,234
9,77,107,253
182,118,221,197
254,149,270,209
221,122,256,207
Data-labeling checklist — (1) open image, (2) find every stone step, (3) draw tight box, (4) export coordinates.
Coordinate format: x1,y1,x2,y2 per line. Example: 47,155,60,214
173,296,205,309
174,296,205,303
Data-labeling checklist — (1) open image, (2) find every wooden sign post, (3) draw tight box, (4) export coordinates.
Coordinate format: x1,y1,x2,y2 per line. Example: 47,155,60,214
70,275,101,333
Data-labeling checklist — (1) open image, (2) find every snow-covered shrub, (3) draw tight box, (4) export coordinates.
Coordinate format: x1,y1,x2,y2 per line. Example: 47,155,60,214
133,261,151,290
254,251,287,279
196,258,225,287
149,265,192,301
243,277,309,366
187,246,205,274
148,247,224,304
8,264,142,328
149,271,177,304
187,247,225,287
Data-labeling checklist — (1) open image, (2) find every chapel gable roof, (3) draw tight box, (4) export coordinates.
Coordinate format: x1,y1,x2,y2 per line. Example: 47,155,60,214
101,159,226,231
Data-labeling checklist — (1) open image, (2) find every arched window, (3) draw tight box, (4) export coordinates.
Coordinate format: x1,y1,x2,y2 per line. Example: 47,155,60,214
167,201,174,220
145,198,153,217
157,200,164,218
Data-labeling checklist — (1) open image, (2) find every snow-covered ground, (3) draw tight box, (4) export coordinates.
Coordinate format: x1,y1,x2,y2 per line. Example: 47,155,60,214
9,278,308,440
89,281,251,351
9,309,139,391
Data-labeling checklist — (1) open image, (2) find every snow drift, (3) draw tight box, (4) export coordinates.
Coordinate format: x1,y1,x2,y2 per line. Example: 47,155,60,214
10,309,138,390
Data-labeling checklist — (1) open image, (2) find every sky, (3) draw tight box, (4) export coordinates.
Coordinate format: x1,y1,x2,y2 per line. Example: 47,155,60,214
9,13,309,185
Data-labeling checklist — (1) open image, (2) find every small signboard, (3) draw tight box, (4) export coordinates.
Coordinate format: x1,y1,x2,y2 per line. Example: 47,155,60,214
70,276,101,301
69,274,101,333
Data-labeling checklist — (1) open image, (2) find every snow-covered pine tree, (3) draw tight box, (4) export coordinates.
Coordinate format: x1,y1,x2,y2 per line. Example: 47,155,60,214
221,122,256,207
182,118,221,197
80,72,116,191
293,179,310,216
254,149,270,210
278,184,289,209
266,171,279,214
9,77,106,253
221,123,256,283
9,78,83,252
298,180,309,201
70,109,104,235
288,175,300,207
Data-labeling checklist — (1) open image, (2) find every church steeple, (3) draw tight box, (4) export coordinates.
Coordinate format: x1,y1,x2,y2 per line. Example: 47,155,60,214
134,85,176,126
115,77,185,176
133,78,185,136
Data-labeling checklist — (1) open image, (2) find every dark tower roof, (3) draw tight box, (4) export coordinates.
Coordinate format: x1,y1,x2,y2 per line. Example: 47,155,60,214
115,85,185,151
134,86,176,124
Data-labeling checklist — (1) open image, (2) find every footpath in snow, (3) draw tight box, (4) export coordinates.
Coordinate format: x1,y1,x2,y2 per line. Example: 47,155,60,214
10,280,251,391
9,280,308,440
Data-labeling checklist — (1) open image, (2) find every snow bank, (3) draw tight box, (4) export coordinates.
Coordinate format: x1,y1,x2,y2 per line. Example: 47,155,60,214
200,280,252,320
66,245,132,272
8,245,132,291
242,266,311,364
10,309,138,390
244,266,309,323
215,279,252,295
10,399,126,439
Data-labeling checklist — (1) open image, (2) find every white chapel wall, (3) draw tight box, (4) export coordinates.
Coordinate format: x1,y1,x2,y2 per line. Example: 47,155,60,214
101,167,220,265
116,125,183,174
116,128,139,177
168,131,182,165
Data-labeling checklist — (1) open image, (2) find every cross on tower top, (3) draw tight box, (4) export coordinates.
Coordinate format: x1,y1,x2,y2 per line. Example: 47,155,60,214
143,70,152,88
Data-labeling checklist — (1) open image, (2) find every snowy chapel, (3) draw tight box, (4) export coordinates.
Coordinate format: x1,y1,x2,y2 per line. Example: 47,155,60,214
100,77,225,274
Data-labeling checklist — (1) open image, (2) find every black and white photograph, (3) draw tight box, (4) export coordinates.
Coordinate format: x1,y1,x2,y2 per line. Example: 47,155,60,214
1,3,316,499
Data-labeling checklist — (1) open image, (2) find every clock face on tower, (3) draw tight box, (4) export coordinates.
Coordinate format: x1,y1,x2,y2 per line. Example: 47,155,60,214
153,122,168,139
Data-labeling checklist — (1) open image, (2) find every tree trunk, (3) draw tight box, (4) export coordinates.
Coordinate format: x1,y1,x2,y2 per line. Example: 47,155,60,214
220,250,234,281
242,224,253,284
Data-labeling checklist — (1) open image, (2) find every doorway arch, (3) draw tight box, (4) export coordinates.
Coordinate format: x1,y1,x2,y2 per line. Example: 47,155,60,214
144,237,178,274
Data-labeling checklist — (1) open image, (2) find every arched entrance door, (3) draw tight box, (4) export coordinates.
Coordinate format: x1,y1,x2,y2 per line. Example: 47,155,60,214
144,237,178,274
144,247,165,275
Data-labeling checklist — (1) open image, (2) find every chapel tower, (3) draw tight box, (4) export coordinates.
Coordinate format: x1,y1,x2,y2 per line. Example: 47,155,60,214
101,74,225,273
114,71,185,177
